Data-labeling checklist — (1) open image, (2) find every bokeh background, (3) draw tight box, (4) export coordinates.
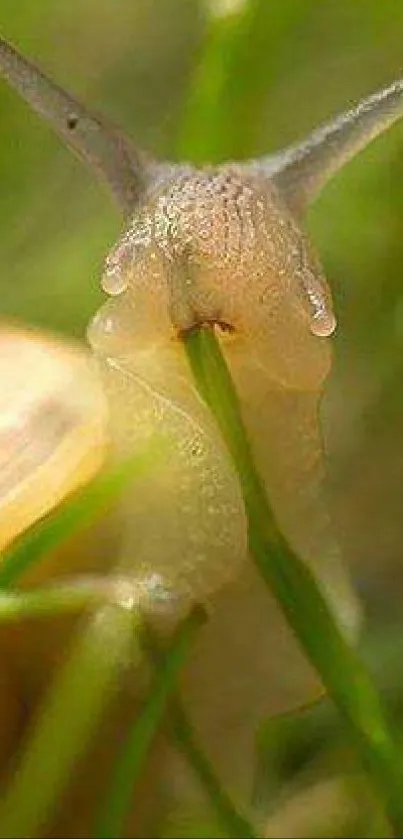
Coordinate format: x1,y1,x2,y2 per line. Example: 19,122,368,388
1,1,403,834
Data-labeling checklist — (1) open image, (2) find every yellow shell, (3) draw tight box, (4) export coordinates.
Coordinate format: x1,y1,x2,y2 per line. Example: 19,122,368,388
0,323,108,554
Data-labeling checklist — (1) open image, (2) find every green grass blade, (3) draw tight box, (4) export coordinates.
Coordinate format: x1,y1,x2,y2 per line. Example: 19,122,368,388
0,602,141,839
94,607,206,839
178,0,313,163
0,583,105,622
184,325,403,835
0,440,167,838
142,628,257,839
167,699,257,839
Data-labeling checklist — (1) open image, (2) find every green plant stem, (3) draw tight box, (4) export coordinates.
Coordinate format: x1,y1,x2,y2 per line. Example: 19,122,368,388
184,325,403,835
0,583,105,621
178,0,311,163
143,628,257,839
167,698,257,839
0,577,138,622
94,607,205,839
0,602,141,839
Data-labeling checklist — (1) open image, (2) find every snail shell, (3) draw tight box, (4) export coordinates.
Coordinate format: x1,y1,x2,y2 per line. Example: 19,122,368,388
0,323,107,555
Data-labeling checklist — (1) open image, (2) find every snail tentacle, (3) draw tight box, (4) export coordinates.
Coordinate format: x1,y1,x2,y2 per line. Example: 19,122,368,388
0,35,153,214
249,79,403,214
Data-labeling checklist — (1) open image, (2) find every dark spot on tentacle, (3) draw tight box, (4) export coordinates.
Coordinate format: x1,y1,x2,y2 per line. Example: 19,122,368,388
67,113,79,130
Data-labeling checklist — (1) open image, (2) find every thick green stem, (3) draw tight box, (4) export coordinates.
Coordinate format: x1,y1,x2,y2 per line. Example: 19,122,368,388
0,583,107,622
185,325,403,835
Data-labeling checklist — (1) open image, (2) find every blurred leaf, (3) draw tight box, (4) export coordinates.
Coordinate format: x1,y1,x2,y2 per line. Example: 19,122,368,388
178,0,315,162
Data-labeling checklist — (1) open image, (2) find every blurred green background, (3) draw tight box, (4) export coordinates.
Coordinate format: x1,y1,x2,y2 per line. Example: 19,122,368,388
1,3,403,833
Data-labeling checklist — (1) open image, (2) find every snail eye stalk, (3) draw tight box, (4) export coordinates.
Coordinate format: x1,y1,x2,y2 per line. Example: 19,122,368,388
250,79,403,214
0,35,154,215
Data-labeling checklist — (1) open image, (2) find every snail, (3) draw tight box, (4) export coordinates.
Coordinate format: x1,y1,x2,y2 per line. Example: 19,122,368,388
0,31,402,837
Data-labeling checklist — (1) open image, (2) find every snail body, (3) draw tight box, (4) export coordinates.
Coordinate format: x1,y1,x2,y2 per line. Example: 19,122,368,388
89,161,356,631
0,33,402,835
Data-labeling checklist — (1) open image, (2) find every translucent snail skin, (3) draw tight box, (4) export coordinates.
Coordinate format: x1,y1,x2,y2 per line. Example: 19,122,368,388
0,33,403,836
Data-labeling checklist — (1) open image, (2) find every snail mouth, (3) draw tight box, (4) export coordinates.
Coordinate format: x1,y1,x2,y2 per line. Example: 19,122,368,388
177,318,235,340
